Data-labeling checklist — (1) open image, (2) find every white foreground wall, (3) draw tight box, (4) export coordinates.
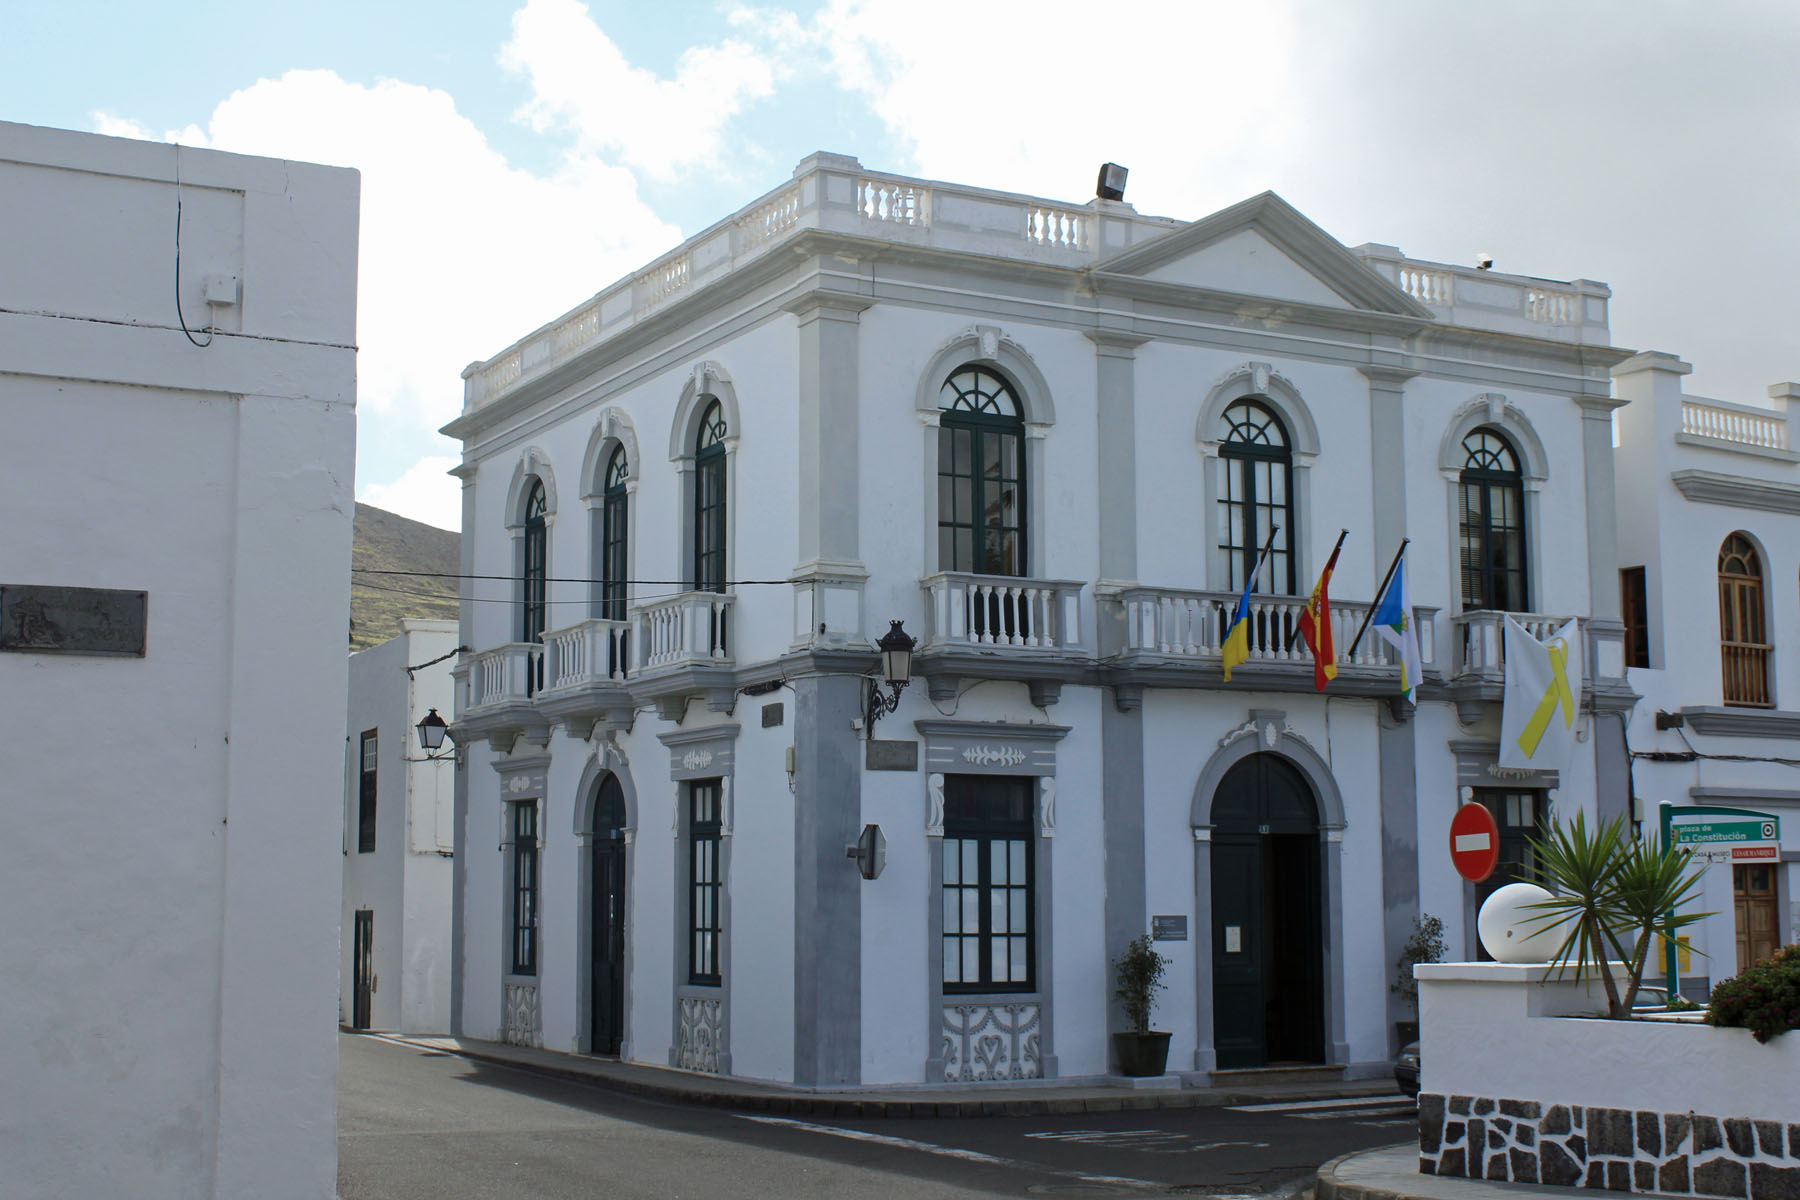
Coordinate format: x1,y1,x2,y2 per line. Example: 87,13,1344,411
0,122,357,1199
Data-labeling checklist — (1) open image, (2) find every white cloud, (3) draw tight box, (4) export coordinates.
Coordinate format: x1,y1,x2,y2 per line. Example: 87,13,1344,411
102,69,682,433
360,456,463,532
742,0,1302,214
500,0,777,181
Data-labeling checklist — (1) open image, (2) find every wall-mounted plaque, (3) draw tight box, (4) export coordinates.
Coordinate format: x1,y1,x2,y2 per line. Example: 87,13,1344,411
865,739,918,772
1,585,147,657
1151,915,1188,942
761,702,784,728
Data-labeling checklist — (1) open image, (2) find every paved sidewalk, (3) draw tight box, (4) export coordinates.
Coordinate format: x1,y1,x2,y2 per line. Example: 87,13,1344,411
1316,1144,1678,1200
365,1032,1404,1119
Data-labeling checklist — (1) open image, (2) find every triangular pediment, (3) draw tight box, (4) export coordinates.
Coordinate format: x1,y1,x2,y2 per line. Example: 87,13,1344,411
1096,192,1430,317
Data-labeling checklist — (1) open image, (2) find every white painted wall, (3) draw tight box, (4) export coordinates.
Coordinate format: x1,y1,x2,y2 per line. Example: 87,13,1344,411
0,121,356,1199
342,620,457,1034
1613,352,1800,988
1419,962,1798,1118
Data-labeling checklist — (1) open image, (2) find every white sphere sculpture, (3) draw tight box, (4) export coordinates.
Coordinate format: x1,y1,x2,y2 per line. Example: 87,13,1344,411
1477,882,1561,963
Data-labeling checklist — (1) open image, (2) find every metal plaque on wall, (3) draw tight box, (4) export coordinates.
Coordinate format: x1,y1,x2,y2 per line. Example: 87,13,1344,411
1151,915,1188,941
0,585,147,657
865,739,919,772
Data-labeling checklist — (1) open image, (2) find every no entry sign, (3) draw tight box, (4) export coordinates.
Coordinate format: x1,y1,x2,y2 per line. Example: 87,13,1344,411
1449,802,1500,882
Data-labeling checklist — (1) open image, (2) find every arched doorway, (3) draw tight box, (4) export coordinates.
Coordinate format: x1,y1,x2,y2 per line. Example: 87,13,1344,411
1210,753,1324,1068
589,775,628,1055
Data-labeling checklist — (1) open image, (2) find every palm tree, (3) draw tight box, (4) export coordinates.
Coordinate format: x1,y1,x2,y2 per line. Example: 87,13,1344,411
1523,813,1710,1018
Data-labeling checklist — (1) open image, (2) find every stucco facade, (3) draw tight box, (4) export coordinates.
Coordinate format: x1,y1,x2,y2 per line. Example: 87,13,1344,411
0,122,357,1196
1613,353,1800,994
444,153,1635,1087
342,619,458,1034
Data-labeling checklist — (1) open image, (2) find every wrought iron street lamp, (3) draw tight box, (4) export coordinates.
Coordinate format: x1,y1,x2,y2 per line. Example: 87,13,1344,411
865,620,917,733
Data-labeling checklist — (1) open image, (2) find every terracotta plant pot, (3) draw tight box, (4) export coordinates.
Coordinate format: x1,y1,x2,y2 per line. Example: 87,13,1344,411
1112,1030,1172,1078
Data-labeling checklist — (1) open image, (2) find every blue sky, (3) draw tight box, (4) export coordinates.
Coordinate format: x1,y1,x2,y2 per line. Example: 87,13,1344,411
7,2,1798,531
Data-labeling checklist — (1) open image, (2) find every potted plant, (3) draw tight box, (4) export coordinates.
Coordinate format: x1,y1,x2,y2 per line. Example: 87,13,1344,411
1391,912,1445,1045
1113,934,1172,1077
1524,812,1710,1017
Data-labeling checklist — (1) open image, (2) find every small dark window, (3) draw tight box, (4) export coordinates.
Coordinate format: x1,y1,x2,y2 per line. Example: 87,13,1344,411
522,479,548,645
694,402,727,593
937,367,1026,577
601,446,629,622
1620,567,1649,669
942,776,1035,993
1218,399,1296,594
1458,429,1528,612
356,729,378,854
511,801,539,976
688,780,722,985
1719,533,1771,707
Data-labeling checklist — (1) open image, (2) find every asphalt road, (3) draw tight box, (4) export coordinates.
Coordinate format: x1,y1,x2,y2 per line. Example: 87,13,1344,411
338,1033,1412,1198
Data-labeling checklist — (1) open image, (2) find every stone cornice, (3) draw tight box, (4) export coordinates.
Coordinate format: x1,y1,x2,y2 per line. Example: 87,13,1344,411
1671,469,1800,513
913,718,1072,743
1680,706,1800,738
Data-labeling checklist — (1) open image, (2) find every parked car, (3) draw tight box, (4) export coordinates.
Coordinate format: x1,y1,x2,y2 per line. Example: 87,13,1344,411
1394,1041,1419,1098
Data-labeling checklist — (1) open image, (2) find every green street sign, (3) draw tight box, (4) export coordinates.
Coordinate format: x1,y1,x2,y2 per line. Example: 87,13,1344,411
1671,818,1780,846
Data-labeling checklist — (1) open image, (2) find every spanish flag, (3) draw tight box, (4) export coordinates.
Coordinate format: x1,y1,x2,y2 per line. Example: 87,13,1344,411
1221,528,1279,683
1297,532,1346,691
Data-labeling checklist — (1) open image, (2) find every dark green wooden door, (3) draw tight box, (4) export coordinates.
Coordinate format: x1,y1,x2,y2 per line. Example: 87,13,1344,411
590,776,628,1055
1209,754,1323,1068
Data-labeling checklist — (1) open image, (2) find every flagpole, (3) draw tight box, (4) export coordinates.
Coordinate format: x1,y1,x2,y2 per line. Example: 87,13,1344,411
1245,525,1280,596
1284,529,1348,651
1346,537,1410,659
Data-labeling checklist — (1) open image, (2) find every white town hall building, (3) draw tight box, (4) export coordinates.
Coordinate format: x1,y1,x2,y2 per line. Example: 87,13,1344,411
442,152,1642,1087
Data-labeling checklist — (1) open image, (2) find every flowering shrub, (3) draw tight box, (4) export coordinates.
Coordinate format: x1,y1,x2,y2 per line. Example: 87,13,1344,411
1706,944,1800,1043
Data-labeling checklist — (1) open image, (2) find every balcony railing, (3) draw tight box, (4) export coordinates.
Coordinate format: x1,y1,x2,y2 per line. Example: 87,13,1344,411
1679,398,1790,454
465,642,543,711
540,618,631,691
1722,641,1774,708
635,591,732,670
1110,587,1427,672
921,573,1083,651
1451,611,1574,679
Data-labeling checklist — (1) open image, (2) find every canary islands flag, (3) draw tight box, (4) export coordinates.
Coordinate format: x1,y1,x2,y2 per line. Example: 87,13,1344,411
1221,531,1278,683
1371,546,1421,701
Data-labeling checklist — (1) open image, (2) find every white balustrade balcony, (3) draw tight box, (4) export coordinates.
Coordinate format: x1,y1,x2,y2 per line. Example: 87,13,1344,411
1111,587,1429,675
539,618,631,691
1452,610,1572,681
463,642,544,712
634,591,733,671
920,573,1084,653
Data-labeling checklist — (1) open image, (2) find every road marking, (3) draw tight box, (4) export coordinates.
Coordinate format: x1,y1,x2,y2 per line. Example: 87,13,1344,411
1024,1130,1270,1154
1227,1094,1406,1113
1289,1106,1416,1121
736,1113,1169,1191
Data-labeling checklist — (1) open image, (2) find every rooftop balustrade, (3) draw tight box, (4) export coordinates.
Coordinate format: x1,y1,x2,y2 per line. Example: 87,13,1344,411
457,156,1607,415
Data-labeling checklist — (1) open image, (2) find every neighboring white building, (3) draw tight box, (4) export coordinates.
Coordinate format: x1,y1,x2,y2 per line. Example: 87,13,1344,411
343,618,459,1034
0,122,357,1197
443,153,1635,1087
1613,352,1800,992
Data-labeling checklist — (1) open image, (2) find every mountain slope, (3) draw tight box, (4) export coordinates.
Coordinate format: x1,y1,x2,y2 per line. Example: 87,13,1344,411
349,503,460,651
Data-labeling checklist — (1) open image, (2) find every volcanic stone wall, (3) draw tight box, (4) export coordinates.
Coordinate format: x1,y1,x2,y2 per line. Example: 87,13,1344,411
1419,1093,1800,1199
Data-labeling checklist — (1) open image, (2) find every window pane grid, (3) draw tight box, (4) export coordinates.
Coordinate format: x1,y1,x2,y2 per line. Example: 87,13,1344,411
941,778,1034,993
511,801,538,975
688,781,722,984
1218,400,1295,594
1459,430,1528,612
357,730,378,854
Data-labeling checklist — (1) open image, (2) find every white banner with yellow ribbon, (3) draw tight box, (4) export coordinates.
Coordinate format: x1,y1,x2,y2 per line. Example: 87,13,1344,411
1498,617,1583,772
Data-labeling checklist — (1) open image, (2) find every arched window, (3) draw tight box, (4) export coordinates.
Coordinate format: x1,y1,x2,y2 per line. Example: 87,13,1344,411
937,366,1025,576
521,479,547,645
601,446,629,621
693,401,727,592
1719,533,1771,707
1218,399,1295,594
1458,428,1527,612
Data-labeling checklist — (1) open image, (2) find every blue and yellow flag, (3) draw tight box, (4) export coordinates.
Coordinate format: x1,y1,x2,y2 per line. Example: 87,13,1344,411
1221,530,1279,683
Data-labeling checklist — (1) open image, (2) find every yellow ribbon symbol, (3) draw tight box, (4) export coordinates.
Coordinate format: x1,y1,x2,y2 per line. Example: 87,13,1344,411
1517,637,1574,758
